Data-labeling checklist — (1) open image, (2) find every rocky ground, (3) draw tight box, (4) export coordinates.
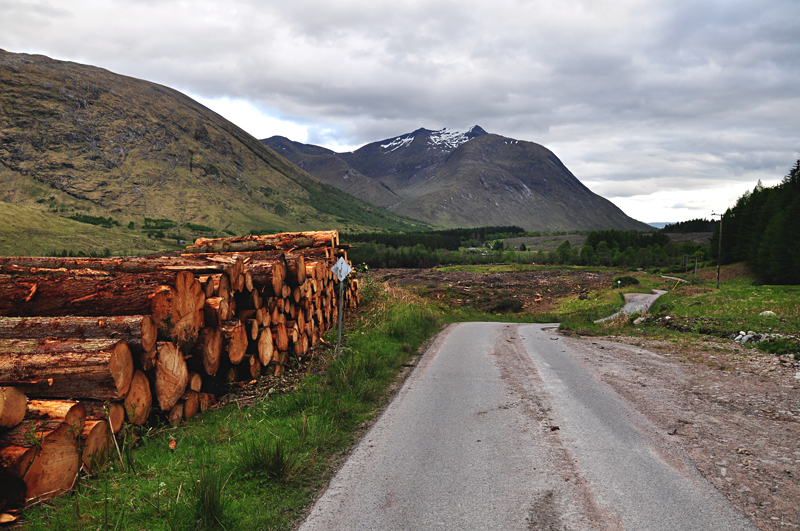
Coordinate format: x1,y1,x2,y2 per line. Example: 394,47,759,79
563,332,800,530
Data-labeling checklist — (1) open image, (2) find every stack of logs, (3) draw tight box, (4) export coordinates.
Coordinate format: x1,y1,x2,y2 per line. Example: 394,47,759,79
0,231,359,508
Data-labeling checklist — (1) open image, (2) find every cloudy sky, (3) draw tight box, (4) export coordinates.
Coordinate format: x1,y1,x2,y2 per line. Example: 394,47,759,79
3,0,799,223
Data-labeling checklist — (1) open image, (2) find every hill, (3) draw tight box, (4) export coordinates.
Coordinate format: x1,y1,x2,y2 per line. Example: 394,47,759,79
264,127,652,232
0,49,427,255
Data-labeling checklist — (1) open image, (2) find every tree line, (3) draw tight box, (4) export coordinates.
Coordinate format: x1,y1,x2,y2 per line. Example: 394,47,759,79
714,160,800,284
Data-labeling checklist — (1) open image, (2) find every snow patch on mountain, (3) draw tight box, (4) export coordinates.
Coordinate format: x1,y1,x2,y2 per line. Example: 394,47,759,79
428,128,471,150
381,135,414,153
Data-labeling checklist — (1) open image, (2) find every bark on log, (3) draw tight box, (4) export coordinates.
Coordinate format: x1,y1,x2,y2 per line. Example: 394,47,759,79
0,421,79,500
26,399,86,434
0,387,26,428
0,255,240,276
186,231,338,254
203,297,229,327
0,339,133,401
80,419,110,474
155,343,188,412
123,371,152,426
0,272,165,317
83,401,124,434
0,316,156,355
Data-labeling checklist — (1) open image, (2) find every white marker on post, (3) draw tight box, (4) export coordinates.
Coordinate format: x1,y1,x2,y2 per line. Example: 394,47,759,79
331,257,353,358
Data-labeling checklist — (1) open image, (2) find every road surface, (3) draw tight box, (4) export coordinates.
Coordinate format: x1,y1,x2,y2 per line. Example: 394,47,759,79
595,290,667,323
298,322,756,530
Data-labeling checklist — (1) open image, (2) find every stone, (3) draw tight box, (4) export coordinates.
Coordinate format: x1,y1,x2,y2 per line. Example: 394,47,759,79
760,311,777,316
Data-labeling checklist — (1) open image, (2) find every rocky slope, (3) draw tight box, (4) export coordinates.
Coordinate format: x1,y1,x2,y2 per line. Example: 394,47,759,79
264,127,652,232
0,49,424,247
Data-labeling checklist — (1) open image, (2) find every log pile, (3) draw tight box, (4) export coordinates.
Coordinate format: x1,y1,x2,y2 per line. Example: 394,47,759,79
0,230,359,505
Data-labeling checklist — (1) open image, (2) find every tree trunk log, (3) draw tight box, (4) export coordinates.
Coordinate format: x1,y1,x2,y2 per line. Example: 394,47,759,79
0,387,27,428
221,321,248,365
167,402,183,426
80,419,110,474
0,339,133,401
155,343,188,412
26,399,86,434
186,230,338,254
194,327,222,377
182,390,199,420
83,401,124,434
0,315,156,355
150,271,205,354
0,421,79,500
123,371,152,426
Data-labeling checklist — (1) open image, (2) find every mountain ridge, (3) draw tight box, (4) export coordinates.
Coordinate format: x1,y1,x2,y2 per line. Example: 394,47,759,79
263,127,652,232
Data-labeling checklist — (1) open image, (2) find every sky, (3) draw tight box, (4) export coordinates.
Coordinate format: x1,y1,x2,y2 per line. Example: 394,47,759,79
2,0,799,223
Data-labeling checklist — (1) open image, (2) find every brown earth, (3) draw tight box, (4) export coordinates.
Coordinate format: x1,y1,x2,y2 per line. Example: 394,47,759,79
374,267,616,314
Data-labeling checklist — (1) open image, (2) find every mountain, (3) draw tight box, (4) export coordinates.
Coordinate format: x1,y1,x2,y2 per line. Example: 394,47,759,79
264,127,652,232
0,49,426,254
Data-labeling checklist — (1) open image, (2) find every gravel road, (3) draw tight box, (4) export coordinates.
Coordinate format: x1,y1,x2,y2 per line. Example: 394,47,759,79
297,322,759,530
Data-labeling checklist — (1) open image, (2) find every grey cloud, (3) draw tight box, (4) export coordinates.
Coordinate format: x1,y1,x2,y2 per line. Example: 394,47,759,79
2,0,800,221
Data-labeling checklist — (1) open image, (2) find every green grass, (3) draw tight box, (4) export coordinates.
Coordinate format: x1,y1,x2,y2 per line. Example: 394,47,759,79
19,278,441,531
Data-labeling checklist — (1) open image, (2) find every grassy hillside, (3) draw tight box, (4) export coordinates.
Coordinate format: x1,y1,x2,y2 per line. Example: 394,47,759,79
0,201,170,256
0,49,427,255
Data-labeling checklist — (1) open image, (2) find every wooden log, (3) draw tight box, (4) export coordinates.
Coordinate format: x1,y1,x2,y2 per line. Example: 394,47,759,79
167,402,183,426
243,354,261,380
80,419,110,474
249,260,285,297
83,401,124,434
187,372,202,393
123,371,152,426
293,334,309,357
150,271,205,353
0,272,163,317
198,392,212,413
203,297,229,327
26,399,86,434
0,339,133,401
0,315,157,355
272,322,289,352
185,230,338,254
285,254,306,286
0,255,239,276
194,328,222,377
0,387,26,428
155,342,188,412
0,421,79,500
257,327,273,366
182,390,199,420
221,321,248,365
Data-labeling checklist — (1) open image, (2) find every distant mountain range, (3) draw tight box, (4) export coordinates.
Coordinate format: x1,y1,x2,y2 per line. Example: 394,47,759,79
264,127,652,231
0,48,424,254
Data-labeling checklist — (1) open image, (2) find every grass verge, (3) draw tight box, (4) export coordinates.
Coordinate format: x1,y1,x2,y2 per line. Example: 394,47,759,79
20,277,440,530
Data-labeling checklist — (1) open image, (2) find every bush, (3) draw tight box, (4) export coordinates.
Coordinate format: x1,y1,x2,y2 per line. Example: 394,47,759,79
614,276,640,288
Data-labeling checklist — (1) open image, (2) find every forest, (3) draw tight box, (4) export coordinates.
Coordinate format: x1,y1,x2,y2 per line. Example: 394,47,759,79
714,160,800,284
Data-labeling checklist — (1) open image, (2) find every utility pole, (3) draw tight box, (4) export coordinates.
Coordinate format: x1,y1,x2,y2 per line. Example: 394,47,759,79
711,212,723,289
